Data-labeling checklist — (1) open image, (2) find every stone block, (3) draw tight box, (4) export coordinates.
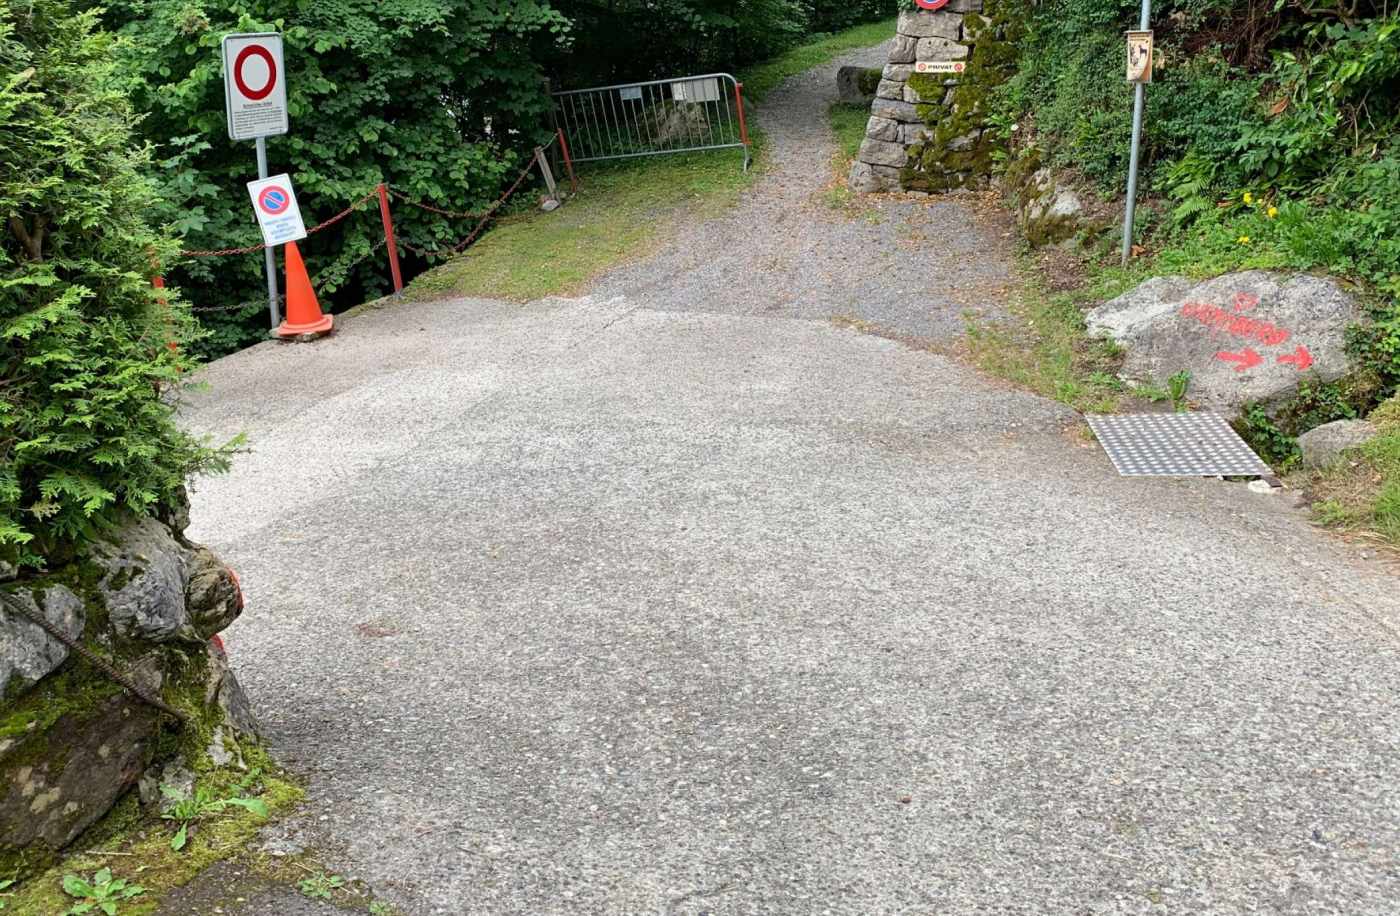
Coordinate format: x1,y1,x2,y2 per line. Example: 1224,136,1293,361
899,123,930,145
858,138,909,168
848,161,893,194
916,37,969,61
898,9,962,39
876,79,903,101
946,0,983,10
866,116,900,142
888,34,918,64
882,63,914,82
870,98,920,123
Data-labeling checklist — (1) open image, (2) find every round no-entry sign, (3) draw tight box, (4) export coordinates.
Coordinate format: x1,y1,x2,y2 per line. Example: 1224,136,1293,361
222,33,289,141
916,0,951,9
257,185,292,215
233,45,278,101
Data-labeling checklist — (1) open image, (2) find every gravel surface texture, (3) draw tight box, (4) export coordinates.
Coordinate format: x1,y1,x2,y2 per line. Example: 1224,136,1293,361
177,44,1400,916
592,41,1017,342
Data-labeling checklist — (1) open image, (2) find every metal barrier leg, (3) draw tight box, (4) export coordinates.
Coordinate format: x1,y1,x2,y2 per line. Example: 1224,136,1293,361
557,129,578,193
734,81,751,172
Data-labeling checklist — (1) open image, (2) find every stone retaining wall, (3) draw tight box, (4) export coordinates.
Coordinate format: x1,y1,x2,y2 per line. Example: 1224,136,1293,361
848,3,986,194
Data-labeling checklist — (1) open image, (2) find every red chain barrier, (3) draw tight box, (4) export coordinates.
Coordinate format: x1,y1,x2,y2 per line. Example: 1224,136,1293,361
394,159,538,260
178,190,379,257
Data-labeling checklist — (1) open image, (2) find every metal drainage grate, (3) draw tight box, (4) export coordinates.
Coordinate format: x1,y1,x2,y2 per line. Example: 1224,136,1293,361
1086,412,1272,478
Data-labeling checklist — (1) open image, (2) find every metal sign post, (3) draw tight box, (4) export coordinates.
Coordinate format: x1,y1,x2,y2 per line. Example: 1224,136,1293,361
223,32,289,329
1120,1,1152,267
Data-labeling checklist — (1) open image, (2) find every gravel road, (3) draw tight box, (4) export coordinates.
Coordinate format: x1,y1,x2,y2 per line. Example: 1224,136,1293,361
175,42,1400,916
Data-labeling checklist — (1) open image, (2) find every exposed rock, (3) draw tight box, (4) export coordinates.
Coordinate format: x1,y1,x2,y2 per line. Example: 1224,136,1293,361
865,116,899,143
898,8,962,39
858,138,909,168
1086,271,1365,416
945,0,984,10
138,759,195,814
882,63,914,83
184,546,243,640
847,160,900,194
90,516,197,643
1,658,163,860
835,66,881,105
0,584,84,698
1017,169,1088,247
870,98,919,123
1298,419,1378,468
876,79,903,101
899,123,929,145
916,37,968,61
888,34,919,64
1,514,256,880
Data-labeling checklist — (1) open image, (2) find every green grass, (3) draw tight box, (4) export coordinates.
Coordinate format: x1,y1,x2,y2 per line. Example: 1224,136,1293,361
403,148,753,302
963,264,1132,414
404,16,896,304
1305,395,1400,547
828,102,870,163
741,18,896,102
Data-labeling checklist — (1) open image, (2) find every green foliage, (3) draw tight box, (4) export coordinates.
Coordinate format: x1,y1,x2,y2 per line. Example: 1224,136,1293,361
105,0,570,356
160,777,271,851
0,0,231,566
298,871,347,900
1167,369,1191,411
60,867,145,915
0,877,13,910
1235,403,1301,468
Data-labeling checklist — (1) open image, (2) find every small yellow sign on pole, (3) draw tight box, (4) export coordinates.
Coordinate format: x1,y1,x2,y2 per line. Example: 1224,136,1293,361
1126,30,1154,83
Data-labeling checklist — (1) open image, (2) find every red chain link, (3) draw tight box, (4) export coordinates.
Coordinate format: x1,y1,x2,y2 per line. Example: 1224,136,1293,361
177,190,379,258
394,162,538,260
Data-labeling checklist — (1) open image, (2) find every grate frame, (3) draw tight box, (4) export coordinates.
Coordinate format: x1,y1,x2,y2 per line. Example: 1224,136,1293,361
1086,412,1272,478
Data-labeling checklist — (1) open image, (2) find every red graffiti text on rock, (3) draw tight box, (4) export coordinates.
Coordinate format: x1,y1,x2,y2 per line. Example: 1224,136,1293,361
1179,301,1291,346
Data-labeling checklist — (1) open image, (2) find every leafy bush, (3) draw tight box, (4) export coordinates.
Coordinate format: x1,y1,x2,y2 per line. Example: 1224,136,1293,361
105,0,570,356
1,0,229,566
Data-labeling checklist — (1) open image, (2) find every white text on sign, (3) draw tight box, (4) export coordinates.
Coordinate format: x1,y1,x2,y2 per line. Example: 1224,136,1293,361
914,61,966,74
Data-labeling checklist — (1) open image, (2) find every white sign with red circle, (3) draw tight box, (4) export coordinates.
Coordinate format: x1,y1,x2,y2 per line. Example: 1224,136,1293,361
246,174,306,245
222,33,288,141
915,0,951,10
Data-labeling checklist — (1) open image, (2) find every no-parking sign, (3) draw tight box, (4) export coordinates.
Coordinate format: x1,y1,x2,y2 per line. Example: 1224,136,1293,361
222,33,288,141
246,174,306,245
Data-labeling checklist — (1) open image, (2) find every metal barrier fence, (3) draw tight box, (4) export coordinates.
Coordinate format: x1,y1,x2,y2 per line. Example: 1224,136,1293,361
552,73,750,171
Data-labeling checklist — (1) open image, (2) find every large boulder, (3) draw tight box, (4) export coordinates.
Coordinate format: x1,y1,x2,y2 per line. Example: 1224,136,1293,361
0,512,253,879
1086,271,1364,416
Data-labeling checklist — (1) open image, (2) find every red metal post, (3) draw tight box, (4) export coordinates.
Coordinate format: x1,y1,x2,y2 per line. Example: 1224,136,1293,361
377,182,404,294
734,81,750,147
556,128,578,194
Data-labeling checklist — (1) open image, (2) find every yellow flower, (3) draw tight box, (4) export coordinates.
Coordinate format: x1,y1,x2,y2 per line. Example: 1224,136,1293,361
1243,192,1254,205
1238,235,1251,245
1267,205,1278,219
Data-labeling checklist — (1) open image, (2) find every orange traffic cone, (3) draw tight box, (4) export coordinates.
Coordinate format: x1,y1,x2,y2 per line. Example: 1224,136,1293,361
275,241,333,339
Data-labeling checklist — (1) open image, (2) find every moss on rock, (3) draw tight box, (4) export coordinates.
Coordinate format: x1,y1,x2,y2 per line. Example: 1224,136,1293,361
900,0,1023,193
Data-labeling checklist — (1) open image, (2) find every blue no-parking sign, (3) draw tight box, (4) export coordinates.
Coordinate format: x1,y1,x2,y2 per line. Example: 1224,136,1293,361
246,173,307,246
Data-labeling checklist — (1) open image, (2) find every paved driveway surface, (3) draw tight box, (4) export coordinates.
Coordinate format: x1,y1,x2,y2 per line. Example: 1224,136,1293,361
179,44,1400,916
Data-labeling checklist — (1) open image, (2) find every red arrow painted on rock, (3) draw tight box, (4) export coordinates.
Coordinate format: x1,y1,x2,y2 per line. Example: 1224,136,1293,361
1216,347,1262,371
1277,345,1313,371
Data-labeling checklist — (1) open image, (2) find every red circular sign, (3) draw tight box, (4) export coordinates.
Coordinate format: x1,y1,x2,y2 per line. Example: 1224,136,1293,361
915,0,950,9
233,45,277,101
257,185,291,215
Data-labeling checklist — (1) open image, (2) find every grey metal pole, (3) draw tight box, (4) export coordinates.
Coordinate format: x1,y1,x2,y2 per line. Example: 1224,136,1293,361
1120,0,1151,267
256,136,279,329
